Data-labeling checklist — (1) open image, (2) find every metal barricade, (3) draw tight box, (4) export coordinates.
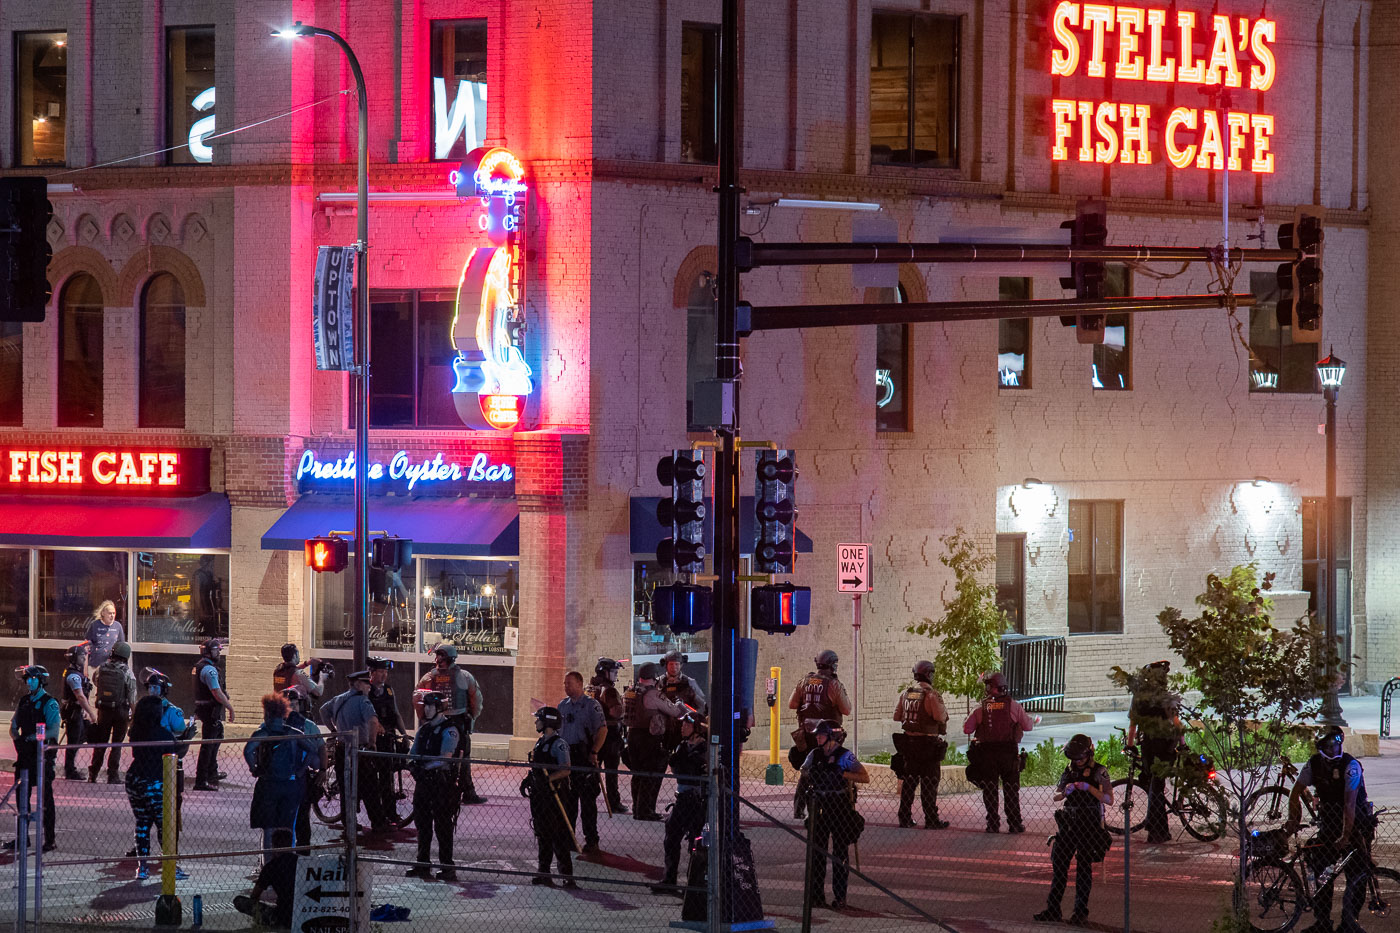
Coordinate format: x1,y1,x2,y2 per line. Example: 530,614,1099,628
999,634,1067,712
1383,676,1400,737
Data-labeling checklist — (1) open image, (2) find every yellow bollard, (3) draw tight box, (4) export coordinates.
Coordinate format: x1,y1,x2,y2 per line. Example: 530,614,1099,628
154,752,181,926
765,667,784,785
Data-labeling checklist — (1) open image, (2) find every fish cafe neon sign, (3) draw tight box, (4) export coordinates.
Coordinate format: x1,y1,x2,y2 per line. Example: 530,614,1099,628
1048,3,1278,173
0,446,212,496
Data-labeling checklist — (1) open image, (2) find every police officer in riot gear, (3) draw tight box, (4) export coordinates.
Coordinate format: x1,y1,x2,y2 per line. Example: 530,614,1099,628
416,644,486,805
587,658,628,813
366,657,407,826
651,710,708,896
60,643,96,780
893,660,949,829
89,640,138,784
624,662,684,821
1035,734,1113,925
406,691,461,881
788,650,852,818
7,666,59,852
658,650,706,753
1286,727,1376,933
191,638,234,790
272,644,328,704
963,671,1036,833
800,720,869,911
1125,660,1183,844
524,706,577,888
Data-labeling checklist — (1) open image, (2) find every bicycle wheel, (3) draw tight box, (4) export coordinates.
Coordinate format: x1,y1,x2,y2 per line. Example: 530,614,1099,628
1180,783,1228,842
1105,777,1148,835
1233,858,1304,933
313,768,343,825
1368,866,1400,919
1245,786,1317,834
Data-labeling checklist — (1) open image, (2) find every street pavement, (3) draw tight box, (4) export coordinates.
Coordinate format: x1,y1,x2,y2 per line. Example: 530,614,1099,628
4,696,1397,933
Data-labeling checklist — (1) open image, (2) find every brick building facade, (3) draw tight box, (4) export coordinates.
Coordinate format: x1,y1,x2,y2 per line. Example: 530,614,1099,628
0,0,1386,751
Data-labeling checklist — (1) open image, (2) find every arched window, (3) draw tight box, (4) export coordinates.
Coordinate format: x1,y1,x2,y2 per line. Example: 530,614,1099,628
57,273,103,427
140,273,186,427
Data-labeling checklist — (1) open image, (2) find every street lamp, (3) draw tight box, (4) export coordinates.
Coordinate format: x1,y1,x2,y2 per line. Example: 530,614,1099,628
276,21,371,670
1315,348,1348,728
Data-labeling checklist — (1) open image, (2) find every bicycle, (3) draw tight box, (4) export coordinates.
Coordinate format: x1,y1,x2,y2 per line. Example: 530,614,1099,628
312,738,416,829
1104,735,1228,842
1234,811,1398,932
1243,757,1320,834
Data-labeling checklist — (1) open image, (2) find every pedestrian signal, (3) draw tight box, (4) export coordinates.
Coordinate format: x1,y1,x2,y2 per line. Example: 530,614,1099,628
751,583,811,635
305,535,348,573
651,582,714,635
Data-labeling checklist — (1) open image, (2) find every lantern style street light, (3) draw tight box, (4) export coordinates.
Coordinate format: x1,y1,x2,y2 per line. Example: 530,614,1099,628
1315,348,1347,728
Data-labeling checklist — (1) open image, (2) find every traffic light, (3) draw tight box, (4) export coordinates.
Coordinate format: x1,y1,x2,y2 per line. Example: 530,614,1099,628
656,450,707,574
651,582,714,635
1059,199,1108,344
371,535,413,571
753,449,797,574
0,177,52,323
1276,209,1323,343
751,583,811,635
305,535,349,573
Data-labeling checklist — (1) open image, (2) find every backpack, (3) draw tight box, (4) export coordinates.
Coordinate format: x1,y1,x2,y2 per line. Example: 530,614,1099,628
95,663,129,710
252,725,306,780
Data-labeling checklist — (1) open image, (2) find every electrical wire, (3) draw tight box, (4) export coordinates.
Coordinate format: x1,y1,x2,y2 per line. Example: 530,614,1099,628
52,89,352,176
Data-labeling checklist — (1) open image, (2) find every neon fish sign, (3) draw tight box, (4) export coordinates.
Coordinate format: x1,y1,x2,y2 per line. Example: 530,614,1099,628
450,147,532,431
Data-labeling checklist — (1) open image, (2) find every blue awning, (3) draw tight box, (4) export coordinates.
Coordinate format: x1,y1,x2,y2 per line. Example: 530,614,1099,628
629,496,813,556
260,495,519,557
0,493,231,549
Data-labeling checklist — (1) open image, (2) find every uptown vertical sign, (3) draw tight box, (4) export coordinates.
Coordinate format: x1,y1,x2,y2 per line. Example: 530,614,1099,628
1048,3,1278,173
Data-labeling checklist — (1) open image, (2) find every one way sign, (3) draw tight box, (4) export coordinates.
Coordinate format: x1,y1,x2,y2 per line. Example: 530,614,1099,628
836,543,871,594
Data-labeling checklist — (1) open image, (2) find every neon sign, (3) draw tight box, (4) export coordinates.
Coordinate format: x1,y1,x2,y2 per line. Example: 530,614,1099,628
0,447,211,496
188,87,215,163
1047,3,1278,173
295,449,514,494
433,77,487,161
450,147,532,431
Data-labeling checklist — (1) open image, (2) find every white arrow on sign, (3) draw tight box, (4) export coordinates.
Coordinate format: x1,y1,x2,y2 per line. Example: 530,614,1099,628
836,543,871,594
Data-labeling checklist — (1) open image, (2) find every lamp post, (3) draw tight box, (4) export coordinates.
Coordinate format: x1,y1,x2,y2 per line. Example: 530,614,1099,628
1315,348,1348,729
277,22,371,670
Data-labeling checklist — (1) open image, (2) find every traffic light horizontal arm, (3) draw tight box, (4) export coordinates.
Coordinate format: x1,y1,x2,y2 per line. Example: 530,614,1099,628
742,293,1254,332
737,238,1303,270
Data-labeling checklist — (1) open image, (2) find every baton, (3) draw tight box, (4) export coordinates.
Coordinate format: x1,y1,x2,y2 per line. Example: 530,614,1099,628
549,778,580,852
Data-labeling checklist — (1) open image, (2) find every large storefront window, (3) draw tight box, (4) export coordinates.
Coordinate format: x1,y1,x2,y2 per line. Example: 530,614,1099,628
36,550,128,641
0,549,29,637
419,558,517,656
631,560,709,660
135,552,229,645
313,554,419,653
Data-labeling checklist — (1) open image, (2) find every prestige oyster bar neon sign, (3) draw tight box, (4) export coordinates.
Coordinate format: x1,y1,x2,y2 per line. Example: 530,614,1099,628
1048,3,1278,173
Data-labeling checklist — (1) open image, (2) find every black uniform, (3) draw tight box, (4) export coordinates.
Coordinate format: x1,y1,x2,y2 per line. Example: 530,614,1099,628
368,684,405,824
13,690,59,849
527,733,575,880
1129,682,1180,843
1045,761,1112,920
586,677,626,812
658,674,704,752
802,743,863,906
191,657,224,788
89,659,135,782
410,718,461,871
59,664,91,778
661,737,708,887
1303,751,1375,933
126,696,179,861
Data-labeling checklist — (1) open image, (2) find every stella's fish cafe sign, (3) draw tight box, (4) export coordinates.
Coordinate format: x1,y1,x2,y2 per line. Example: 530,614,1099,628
1048,2,1278,173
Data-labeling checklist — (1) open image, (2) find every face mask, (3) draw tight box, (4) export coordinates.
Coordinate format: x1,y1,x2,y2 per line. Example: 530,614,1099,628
1320,741,1343,760
25,677,39,692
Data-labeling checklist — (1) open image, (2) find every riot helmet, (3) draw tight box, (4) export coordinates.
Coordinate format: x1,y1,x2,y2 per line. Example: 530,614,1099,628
637,662,659,682
534,706,562,733
595,657,622,682
1316,725,1345,759
112,641,133,662
17,665,48,687
815,649,839,672
983,671,1008,695
1064,734,1094,762
144,669,171,696
912,660,935,683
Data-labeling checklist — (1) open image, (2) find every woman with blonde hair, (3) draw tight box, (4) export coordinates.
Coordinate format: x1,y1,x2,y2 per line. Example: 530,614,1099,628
83,600,125,674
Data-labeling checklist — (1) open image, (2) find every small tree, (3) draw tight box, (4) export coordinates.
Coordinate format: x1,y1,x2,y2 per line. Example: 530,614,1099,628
1111,564,1337,923
907,529,1008,715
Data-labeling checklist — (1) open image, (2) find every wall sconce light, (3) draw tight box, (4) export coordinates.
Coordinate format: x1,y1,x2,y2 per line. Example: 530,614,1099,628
1022,477,1043,489
1252,476,1271,487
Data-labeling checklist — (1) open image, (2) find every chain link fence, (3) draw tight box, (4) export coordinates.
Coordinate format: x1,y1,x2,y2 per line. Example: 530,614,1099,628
1,734,1396,932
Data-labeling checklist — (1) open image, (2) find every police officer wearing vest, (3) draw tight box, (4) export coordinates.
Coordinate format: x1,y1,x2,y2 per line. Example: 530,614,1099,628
323,670,387,830
367,657,407,826
415,644,487,805
559,670,607,852
963,671,1037,833
1035,734,1113,925
192,638,235,790
524,706,578,888
651,710,708,896
89,640,138,784
60,643,96,781
788,650,852,818
625,662,684,821
271,644,329,707
1125,659,1183,845
893,660,949,830
282,684,327,852
658,650,706,753
8,666,60,852
1286,727,1376,933
127,671,193,881
587,658,628,814
406,690,461,881
800,720,870,911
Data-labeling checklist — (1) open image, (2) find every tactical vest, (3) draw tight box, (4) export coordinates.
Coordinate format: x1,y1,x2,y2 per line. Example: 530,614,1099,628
192,658,217,706
975,695,1016,744
661,676,698,710
798,671,842,725
417,719,451,759
624,683,653,728
13,691,58,768
62,666,91,709
370,685,400,731
94,661,130,710
670,738,708,793
587,680,623,724
428,667,470,717
531,733,568,768
1060,762,1108,811
898,684,943,734
807,745,849,797
128,696,176,782
272,662,298,694
1307,751,1372,830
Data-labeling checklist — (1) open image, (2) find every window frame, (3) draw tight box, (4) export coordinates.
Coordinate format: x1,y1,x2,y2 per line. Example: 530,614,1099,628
165,25,216,166
1248,269,1319,394
685,271,717,432
428,19,489,163
1301,496,1353,688
1066,499,1124,635
57,272,104,428
361,288,460,430
139,273,187,428
868,11,960,169
995,533,1026,634
874,282,911,433
679,21,720,165
1091,264,1132,391
0,321,21,426
14,30,67,168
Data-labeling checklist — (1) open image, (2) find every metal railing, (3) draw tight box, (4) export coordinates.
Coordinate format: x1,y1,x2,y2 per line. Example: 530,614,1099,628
999,634,1068,712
